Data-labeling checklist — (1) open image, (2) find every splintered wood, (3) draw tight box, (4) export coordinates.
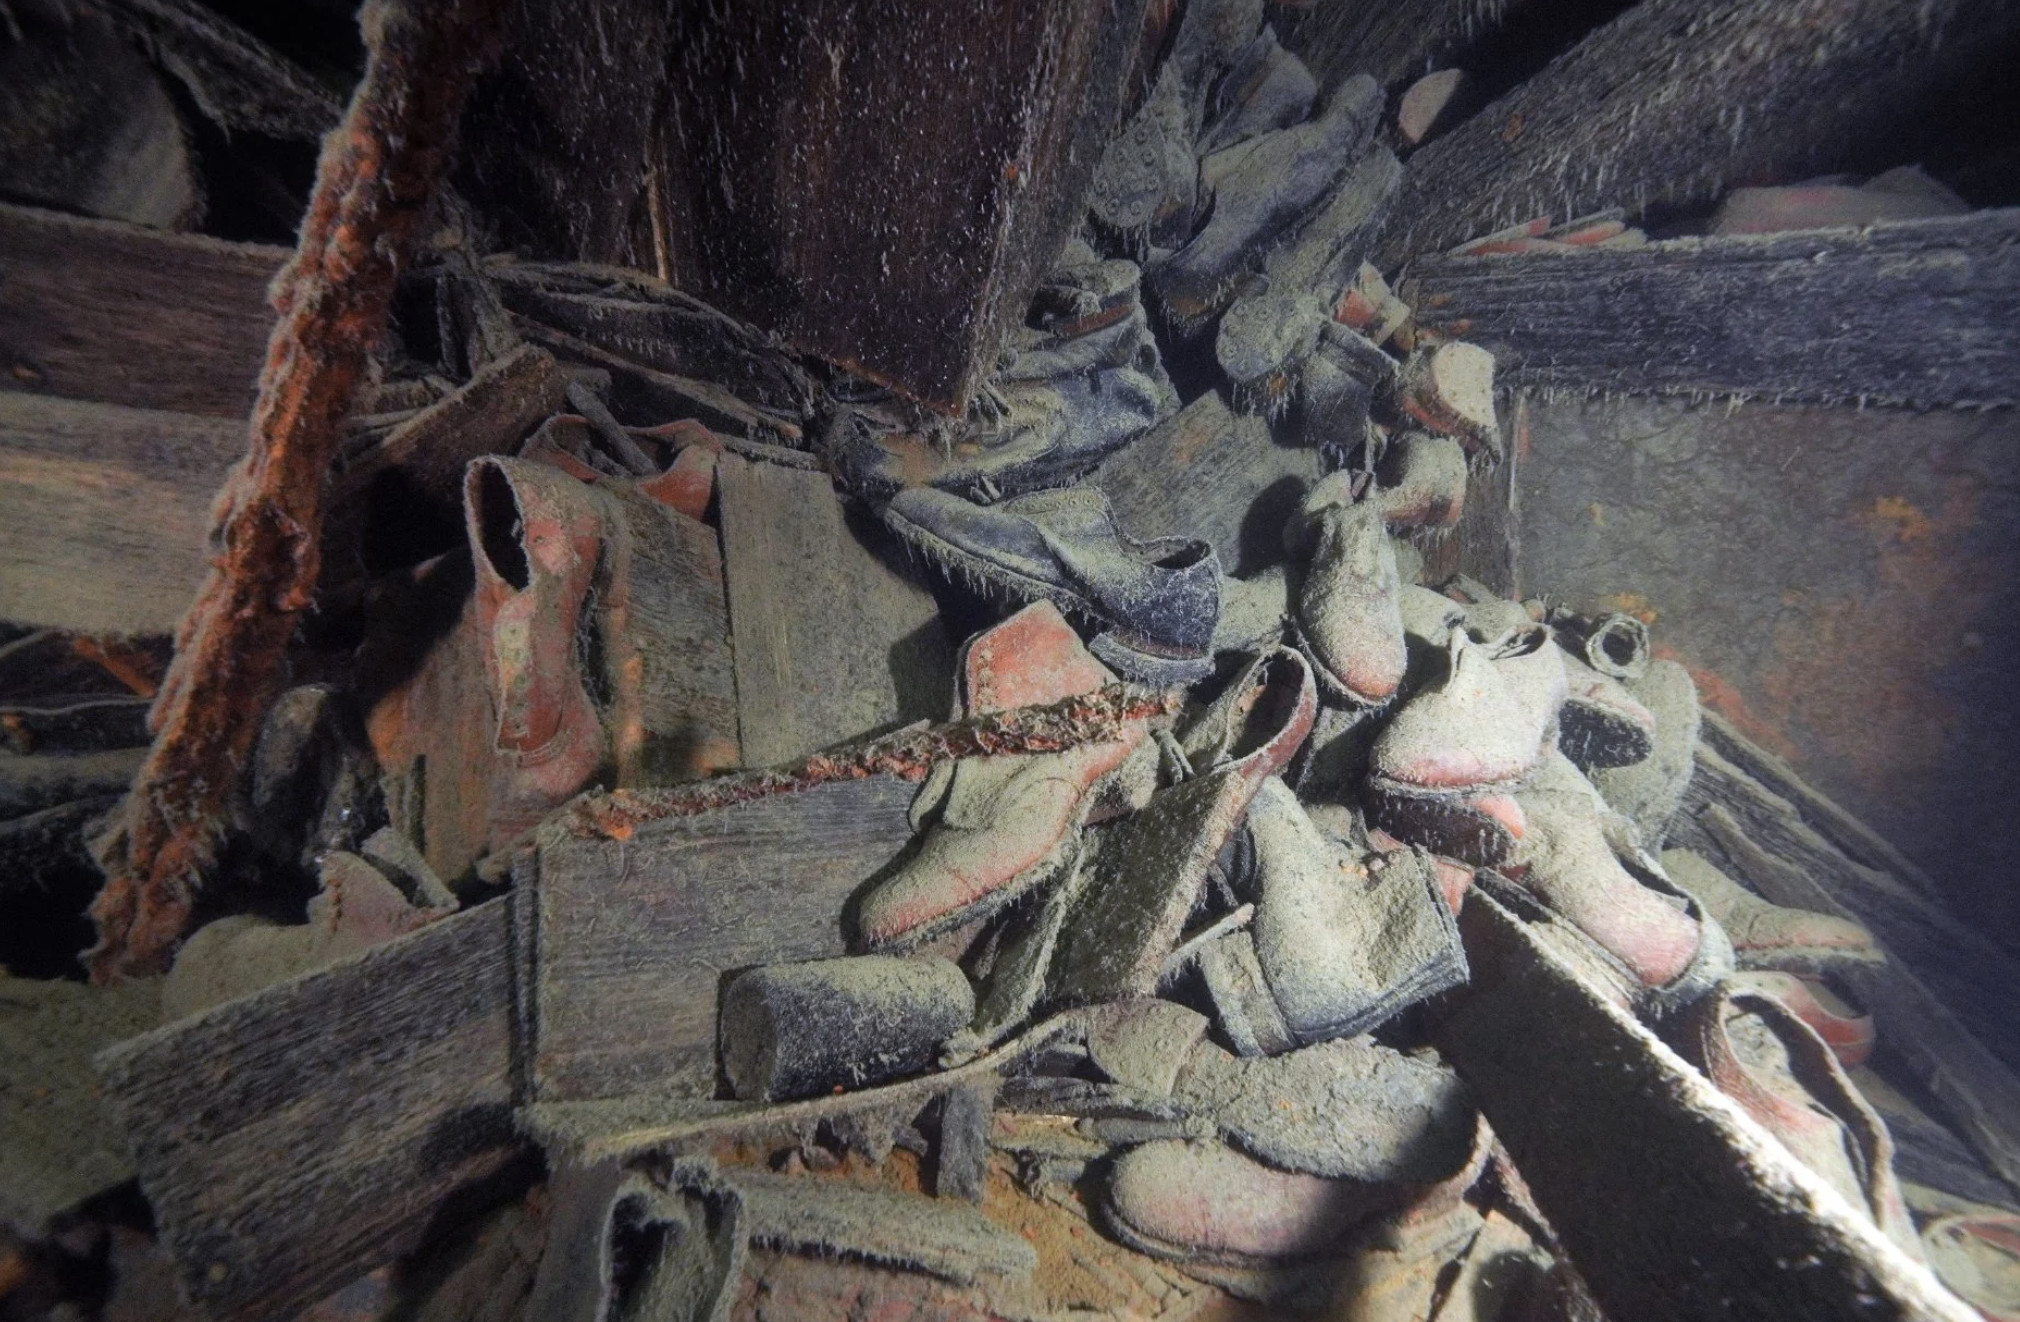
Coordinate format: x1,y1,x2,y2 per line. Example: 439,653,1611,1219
88,0,508,980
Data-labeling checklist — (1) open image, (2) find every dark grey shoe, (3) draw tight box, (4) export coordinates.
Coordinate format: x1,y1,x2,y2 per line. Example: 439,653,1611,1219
884,486,1221,683
837,259,1174,504
1196,24,1316,156
1149,75,1382,326
1216,146,1401,407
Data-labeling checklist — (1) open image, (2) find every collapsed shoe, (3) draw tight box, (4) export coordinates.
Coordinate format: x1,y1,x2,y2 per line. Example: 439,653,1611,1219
1215,147,1401,407
855,603,1146,950
1049,648,1316,1003
1369,629,1563,795
1391,342,1498,458
1233,778,1466,1044
1662,848,1883,974
466,457,610,842
1374,432,1469,532
1150,75,1382,325
1104,1138,1406,1270
1589,658,1700,846
1673,986,1921,1258
883,485,1221,683
837,259,1173,505
1509,751,1729,1018
1728,970,1877,1068
1086,1000,1476,1183
1288,480,1406,705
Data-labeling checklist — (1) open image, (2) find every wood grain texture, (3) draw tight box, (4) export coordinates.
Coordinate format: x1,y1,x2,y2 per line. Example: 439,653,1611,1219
95,898,521,1322
1419,399,1519,594
655,0,1146,410
601,483,742,782
1434,892,1977,1322
1675,742,2020,1072
717,454,951,767
0,976,160,1237
0,392,243,634
529,776,920,1103
1668,755,2020,1194
0,202,284,417
1405,211,2020,408
1377,0,2020,263
1281,0,1533,93
1091,389,1322,579
334,342,570,511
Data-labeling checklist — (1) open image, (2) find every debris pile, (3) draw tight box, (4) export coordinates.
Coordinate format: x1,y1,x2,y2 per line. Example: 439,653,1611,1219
2,1,2019,1320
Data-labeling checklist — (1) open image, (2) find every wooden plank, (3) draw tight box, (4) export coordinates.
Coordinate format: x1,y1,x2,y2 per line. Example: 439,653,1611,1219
716,454,952,767
486,265,819,422
1419,396,1520,594
1377,0,2020,264
1091,389,1322,579
1281,0,1537,94
457,0,680,268
0,977,160,1237
0,202,285,417
529,776,920,1103
1675,741,2020,1075
0,392,242,635
1667,770,2020,1194
1405,211,2020,408
652,0,1146,410
95,898,521,1322
1433,892,1976,1322
332,343,570,513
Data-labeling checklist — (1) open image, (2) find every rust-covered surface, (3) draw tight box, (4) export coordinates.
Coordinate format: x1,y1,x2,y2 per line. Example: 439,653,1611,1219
1514,394,2020,949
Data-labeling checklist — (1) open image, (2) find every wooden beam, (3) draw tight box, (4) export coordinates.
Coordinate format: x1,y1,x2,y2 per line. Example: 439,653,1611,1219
1434,891,1976,1322
1405,211,2020,408
1281,0,1533,94
717,455,952,767
652,0,1147,411
0,202,284,417
0,392,242,635
527,777,919,1103
95,898,522,1322
1377,0,2020,263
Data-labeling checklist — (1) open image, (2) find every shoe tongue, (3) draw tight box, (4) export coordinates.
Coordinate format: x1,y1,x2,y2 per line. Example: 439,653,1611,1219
962,600,1114,714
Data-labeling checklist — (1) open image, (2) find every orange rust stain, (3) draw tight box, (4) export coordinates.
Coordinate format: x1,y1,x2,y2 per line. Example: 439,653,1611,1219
1502,113,1525,143
1653,644,1802,762
1749,479,1987,800
1598,591,1659,624
1868,495,1935,544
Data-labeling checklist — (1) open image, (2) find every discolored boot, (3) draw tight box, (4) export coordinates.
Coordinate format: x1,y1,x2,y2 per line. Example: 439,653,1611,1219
1673,986,1921,1258
854,602,1148,951
465,457,609,843
883,485,1221,684
1510,750,1729,1018
1289,478,1407,706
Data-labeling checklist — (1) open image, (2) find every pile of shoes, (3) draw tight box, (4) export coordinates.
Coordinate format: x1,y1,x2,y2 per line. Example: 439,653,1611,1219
4,2,2012,1319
